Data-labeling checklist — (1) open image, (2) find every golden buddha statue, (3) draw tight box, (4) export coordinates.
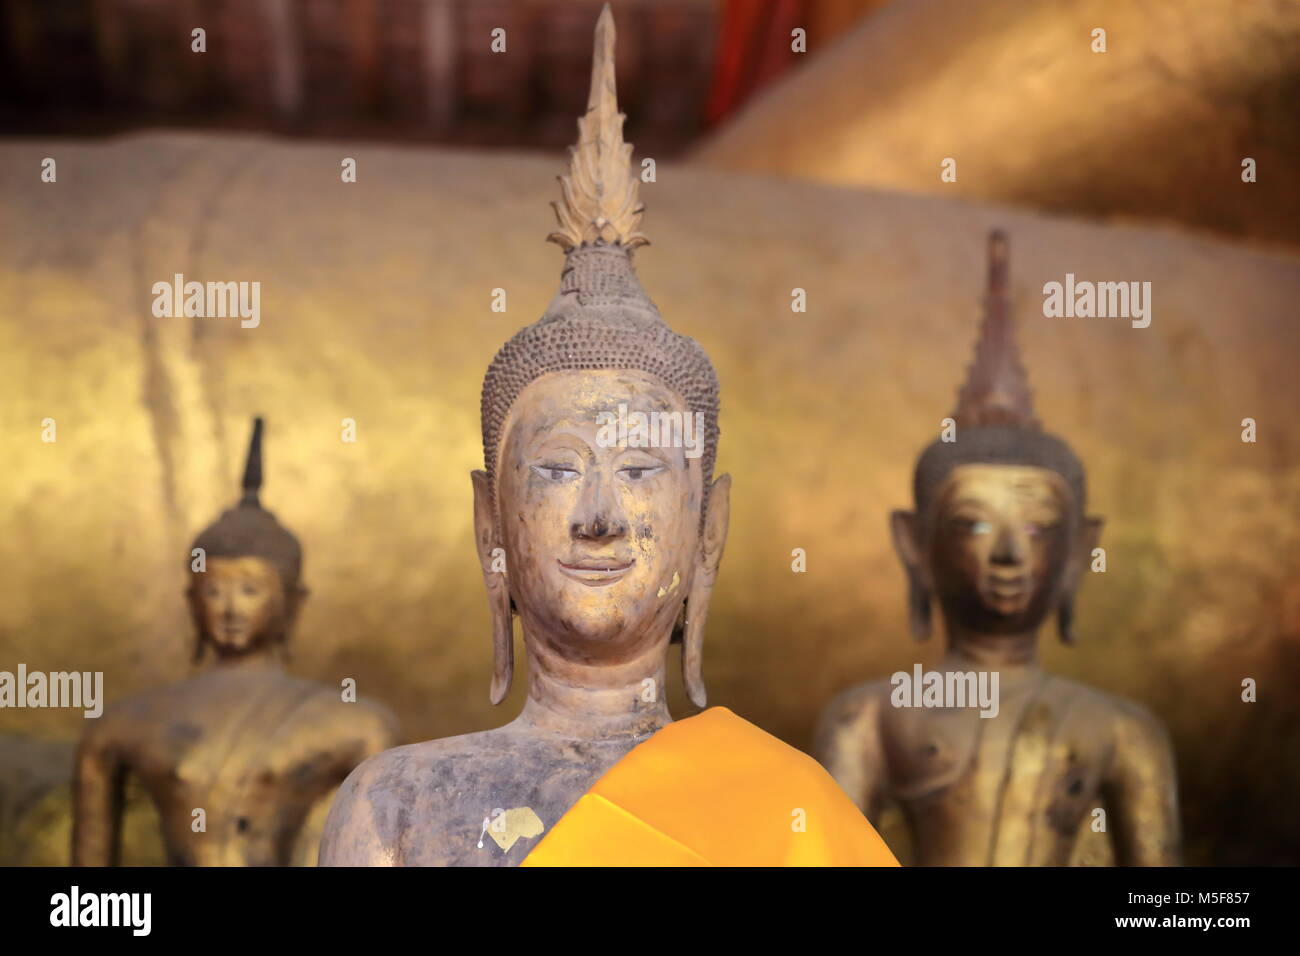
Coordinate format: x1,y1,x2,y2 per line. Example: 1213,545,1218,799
815,231,1181,866
319,5,897,868
72,418,400,866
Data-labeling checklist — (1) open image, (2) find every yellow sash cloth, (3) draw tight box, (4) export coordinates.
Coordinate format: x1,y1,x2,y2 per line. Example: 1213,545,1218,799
521,706,899,866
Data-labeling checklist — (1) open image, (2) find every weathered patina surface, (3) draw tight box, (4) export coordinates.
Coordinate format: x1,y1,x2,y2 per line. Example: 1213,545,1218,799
321,8,730,866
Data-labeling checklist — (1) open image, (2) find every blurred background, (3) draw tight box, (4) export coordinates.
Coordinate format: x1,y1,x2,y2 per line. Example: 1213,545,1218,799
1,0,887,154
1,0,1298,866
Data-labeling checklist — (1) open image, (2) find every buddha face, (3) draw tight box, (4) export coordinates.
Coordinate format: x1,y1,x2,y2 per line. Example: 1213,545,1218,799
492,369,704,657
190,556,287,655
927,464,1074,632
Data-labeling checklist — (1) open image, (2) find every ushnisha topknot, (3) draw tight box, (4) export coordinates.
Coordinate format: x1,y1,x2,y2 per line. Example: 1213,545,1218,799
913,230,1086,521
479,4,719,505
190,416,302,589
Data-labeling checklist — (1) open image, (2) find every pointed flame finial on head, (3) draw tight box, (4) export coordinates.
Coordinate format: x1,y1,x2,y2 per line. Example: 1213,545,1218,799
240,416,264,507
951,229,1040,429
548,4,648,252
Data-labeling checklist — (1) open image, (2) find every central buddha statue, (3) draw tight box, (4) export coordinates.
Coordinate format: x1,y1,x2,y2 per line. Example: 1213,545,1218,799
73,418,400,866
319,5,897,867
815,231,1181,866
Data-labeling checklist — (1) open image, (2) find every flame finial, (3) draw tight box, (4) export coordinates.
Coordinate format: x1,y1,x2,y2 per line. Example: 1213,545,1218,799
239,417,264,506
951,229,1039,429
547,4,648,252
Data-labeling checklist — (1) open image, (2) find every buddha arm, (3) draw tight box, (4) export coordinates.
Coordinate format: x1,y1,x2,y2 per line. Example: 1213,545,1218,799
72,727,126,866
1103,706,1182,866
813,687,886,822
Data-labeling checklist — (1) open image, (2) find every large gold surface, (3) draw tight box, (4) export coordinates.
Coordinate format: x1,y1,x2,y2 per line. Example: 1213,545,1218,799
1,133,1298,863
696,0,1300,247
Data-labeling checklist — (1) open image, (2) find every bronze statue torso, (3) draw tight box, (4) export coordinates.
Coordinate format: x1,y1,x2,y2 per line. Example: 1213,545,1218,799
77,665,397,866
821,667,1178,865
319,723,650,866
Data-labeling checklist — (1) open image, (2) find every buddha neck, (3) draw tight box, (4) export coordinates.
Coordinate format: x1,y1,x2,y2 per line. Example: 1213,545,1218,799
940,622,1040,671
206,643,286,674
514,630,673,742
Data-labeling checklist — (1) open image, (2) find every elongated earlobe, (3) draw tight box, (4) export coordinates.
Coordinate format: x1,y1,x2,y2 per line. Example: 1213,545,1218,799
1057,596,1075,645
681,600,705,707
908,576,932,641
471,470,513,704
279,583,307,663
682,474,730,708
489,582,514,704
1058,515,1101,646
890,509,931,641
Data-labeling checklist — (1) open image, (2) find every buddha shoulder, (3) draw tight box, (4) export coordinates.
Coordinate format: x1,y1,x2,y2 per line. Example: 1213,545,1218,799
83,679,178,731
1047,675,1160,722
279,676,400,742
318,729,540,865
1046,675,1174,753
816,679,892,738
1092,687,1175,757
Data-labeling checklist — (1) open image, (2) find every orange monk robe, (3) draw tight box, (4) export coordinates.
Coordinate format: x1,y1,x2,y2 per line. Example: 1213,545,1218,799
522,707,899,867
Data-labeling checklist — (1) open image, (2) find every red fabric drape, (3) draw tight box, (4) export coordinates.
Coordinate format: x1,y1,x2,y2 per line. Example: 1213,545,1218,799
704,0,805,127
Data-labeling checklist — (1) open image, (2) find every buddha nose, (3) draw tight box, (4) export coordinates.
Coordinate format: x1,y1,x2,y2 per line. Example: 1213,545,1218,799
991,525,1025,565
570,471,626,542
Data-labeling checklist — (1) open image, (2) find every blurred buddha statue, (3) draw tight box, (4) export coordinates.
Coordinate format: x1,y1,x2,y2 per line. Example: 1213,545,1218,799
73,418,400,866
815,231,1181,866
319,4,897,868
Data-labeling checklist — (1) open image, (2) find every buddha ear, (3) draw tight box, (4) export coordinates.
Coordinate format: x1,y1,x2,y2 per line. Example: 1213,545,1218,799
471,470,513,704
682,473,730,709
890,509,932,641
1058,515,1103,644
1060,514,1103,594
284,583,308,625
278,583,307,662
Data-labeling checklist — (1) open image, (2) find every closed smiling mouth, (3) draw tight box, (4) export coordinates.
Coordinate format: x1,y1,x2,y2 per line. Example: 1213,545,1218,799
985,576,1027,602
557,558,635,586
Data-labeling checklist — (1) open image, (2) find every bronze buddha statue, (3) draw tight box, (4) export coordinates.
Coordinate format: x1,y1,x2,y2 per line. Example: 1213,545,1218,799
815,231,1181,866
73,418,400,866
320,5,896,868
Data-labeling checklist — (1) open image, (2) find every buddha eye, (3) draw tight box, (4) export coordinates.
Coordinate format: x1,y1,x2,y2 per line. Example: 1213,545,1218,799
241,583,261,597
531,464,578,482
618,465,663,482
970,520,993,535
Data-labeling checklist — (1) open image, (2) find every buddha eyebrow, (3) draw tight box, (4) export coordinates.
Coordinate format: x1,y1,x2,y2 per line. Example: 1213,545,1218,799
529,432,591,457
619,444,672,462
1010,483,1062,504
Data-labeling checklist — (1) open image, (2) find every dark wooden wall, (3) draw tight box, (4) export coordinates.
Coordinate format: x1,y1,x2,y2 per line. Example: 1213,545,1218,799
0,0,720,155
